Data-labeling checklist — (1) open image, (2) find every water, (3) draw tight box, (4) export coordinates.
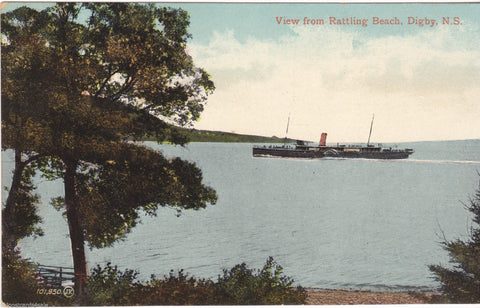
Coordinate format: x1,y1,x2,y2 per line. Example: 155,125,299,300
3,139,480,291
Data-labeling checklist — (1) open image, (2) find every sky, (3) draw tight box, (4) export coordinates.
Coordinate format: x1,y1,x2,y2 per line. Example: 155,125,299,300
3,2,480,142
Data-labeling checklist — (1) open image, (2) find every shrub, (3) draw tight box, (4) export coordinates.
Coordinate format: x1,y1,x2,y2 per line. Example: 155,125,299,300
87,262,138,305
87,257,306,305
2,250,72,306
429,178,480,303
215,256,306,305
2,251,43,305
122,270,220,305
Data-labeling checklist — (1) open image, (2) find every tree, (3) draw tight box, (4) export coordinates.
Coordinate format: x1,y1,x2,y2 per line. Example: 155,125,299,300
429,177,480,303
1,6,53,252
2,3,216,302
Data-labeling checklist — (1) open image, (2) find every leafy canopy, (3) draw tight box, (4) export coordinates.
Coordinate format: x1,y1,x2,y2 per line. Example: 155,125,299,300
2,3,217,250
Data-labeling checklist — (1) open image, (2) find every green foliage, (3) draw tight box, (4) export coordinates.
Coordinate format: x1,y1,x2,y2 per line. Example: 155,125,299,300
2,153,46,252
86,257,306,305
2,2,216,298
2,251,43,305
87,262,138,305
2,2,217,247
429,178,480,303
8,163,43,240
72,143,217,248
2,251,73,306
82,2,214,126
215,256,307,305
87,264,218,305
146,128,297,143
122,270,220,305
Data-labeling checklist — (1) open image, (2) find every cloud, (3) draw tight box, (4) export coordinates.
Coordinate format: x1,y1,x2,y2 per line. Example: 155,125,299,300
190,25,480,142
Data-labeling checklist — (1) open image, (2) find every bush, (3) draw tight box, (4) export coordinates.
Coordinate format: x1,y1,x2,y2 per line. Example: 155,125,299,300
2,250,72,306
2,251,43,305
121,270,220,305
87,262,138,305
429,178,480,303
215,256,306,305
87,257,306,305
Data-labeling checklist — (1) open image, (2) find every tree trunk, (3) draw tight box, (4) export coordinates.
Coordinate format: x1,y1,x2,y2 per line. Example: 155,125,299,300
2,150,24,253
2,151,42,253
64,159,89,302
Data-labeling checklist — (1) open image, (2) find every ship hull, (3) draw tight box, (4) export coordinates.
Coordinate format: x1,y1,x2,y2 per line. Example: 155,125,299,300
253,122,414,160
252,146,324,158
322,150,412,159
253,146,413,160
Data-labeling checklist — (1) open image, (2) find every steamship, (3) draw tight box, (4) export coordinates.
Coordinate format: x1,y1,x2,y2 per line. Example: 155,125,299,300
252,116,414,160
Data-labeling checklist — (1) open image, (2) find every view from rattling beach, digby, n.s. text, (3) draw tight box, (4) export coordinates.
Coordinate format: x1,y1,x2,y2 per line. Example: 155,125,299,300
1,1,480,306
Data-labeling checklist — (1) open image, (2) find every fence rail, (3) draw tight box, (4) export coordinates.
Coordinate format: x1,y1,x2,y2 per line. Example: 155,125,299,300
35,264,75,287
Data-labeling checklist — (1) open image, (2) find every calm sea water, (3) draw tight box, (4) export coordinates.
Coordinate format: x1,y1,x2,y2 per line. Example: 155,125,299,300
3,139,480,291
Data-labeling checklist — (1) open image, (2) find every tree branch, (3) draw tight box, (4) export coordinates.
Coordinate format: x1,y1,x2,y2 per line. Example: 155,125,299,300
107,74,136,102
94,65,119,98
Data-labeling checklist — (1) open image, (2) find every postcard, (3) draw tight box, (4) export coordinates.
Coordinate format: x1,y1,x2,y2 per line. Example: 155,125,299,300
2,1,480,306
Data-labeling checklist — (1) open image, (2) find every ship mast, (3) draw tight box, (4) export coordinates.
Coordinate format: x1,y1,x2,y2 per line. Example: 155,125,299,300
367,114,374,146
283,114,290,147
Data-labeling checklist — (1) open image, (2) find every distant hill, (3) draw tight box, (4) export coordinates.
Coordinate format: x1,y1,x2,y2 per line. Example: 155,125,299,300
183,129,297,143
140,126,302,143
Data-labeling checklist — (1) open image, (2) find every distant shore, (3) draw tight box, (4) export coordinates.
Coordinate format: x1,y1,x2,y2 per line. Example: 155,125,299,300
305,289,440,305
143,127,480,144
143,127,298,143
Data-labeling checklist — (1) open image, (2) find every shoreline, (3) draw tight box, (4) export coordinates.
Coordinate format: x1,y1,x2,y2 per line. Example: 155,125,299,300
305,288,441,305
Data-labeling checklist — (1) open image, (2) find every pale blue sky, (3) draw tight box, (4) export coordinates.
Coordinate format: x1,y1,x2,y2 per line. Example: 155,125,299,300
164,2,480,142
2,1,480,43
3,2,480,142
4,2,479,47
165,3,480,44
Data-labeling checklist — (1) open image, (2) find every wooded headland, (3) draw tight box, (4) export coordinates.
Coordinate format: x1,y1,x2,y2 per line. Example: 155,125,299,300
145,128,300,143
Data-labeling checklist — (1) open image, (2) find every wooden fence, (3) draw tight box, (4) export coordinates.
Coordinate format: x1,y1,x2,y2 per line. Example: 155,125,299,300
35,264,75,287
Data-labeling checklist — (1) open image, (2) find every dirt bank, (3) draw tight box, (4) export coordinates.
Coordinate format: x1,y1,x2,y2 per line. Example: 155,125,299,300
306,289,436,305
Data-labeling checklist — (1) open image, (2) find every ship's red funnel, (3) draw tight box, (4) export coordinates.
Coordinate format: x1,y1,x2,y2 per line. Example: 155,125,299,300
319,133,327,146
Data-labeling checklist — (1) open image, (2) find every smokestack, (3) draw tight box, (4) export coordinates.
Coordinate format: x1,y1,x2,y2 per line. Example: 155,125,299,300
319,132,327,146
